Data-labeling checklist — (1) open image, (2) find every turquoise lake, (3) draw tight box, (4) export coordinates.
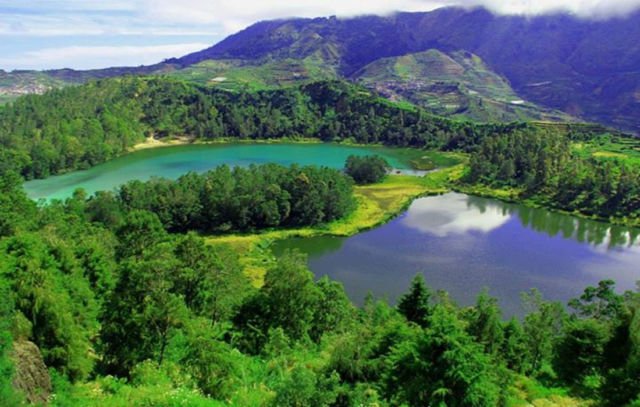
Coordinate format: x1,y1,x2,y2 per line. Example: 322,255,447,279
23,143,408,200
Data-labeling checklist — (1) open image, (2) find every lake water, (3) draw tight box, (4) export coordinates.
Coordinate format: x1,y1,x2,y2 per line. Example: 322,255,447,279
274,193,640,317
23,143,409,200
24,144,640,317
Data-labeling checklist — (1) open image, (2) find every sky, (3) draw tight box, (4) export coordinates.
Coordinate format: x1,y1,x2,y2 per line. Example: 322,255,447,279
1,0,640,71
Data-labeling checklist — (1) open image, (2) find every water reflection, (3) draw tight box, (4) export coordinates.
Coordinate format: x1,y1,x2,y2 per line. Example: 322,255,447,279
403,193,640,249
275,192,640,316
402,193,510,237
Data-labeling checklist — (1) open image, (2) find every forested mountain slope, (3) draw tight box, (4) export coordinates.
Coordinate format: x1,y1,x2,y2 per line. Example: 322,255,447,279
4,7,640,131
173,7,640,132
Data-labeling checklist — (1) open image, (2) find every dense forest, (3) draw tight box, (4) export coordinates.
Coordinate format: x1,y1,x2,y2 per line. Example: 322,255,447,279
90,163,355,233
0,169,639,405
0,76,605,180
467,129,640,219
1,75,640,405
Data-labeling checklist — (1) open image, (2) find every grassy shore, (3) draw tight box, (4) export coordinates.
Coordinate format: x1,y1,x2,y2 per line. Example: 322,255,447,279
206,167,462,286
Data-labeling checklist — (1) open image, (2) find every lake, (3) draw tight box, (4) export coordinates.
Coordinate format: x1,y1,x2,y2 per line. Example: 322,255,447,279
24,144,640,317
274,193,640,317
23,143,410,200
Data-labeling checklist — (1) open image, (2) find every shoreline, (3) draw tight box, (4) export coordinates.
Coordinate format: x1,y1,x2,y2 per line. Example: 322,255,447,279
453,182,640,230
205,167,459,286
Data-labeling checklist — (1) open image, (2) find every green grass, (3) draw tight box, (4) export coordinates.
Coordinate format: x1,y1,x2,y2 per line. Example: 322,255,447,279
505,376,590,407
573,135,640,165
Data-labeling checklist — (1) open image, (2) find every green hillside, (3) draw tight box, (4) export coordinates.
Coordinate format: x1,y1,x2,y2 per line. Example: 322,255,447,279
352,50,575,122
166,55,338,91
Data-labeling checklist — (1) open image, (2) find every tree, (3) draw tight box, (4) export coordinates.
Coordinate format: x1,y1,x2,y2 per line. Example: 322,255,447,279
521,289,566,374
397,274,432,328
234,251,320,352
383,306,500,406
501,318,528,373
115,210,168,259
344,155,390,185
568,280,624,322
100,242,189,375
554,319,609,389
467,289,504,356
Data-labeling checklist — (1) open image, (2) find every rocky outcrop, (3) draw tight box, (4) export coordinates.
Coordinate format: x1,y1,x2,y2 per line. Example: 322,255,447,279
11,341,52,405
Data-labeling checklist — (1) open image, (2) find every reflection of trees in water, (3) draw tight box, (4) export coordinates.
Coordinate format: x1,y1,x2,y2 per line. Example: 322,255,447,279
466,195,640,248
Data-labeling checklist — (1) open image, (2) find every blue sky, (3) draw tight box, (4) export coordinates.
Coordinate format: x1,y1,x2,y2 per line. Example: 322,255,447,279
2,0,639,71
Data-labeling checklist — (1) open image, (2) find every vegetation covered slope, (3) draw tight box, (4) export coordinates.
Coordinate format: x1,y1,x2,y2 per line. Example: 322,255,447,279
165,56,338,91
0,71,67,104
6,7,640,131
173,7,640,132
353,49,574,123
465,129,640,222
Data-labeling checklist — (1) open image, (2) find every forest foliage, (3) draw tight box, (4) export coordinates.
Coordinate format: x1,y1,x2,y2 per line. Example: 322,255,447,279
0,76,567,180
0,76,639,405
89,163,355,233
0,169,639,405
467,129,640,219
344,155,390,185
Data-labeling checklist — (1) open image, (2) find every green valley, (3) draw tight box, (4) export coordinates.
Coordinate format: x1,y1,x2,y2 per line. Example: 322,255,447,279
0,48,640,407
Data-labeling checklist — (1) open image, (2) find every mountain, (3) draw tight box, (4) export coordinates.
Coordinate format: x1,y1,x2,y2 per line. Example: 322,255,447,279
2,7,640,132
351,49,574,122
172,7,640,132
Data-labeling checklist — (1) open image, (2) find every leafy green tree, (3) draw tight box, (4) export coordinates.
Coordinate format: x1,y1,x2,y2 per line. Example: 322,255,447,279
180,318,244,399
345,155,390,184
0,233,98,381
100,242,189,375
397,274,432,328
501,318,528,373
521,289,566,375
0,172,36,237
173,233,250,322
115,210,168,259
554,319,609,389
568,280,624,321
310,276,354,341
383,306,500,406
467,289,504,356
271,365,340,407
0,280,22,405
234,251,320,351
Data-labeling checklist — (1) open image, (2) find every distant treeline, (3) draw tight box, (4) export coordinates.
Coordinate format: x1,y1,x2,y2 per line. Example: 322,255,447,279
0,77,606,180
467,129,640,219
87,163,355,233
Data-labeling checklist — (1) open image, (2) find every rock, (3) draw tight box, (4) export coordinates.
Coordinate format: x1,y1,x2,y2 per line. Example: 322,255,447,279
11,341,52,405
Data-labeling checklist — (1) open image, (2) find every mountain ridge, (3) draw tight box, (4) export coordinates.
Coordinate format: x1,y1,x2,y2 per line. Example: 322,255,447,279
2,6,640,132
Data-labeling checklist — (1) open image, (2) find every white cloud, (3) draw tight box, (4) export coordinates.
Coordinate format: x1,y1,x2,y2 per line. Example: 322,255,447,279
141,0,640,34
401,193,511,237
1,0,640,70
142,0,445,32
0,43,210,70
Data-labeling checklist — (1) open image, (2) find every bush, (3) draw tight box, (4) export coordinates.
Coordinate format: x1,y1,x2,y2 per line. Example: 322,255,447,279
345,155,390,184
